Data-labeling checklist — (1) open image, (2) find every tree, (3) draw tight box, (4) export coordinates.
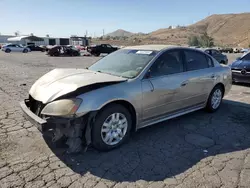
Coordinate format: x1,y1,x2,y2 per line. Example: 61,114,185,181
188,36,199,46
105,35,110,40
46,34,50,37
188,32,214,47
30,33,34,36
199,32,214,47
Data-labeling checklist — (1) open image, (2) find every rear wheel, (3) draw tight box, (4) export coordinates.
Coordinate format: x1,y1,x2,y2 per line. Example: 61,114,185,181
205,85,223,112
92,104,132,151
5,49,11,53
23,49,28,53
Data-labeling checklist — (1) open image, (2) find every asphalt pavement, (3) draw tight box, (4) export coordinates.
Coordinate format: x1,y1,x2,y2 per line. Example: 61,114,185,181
0,52,250,188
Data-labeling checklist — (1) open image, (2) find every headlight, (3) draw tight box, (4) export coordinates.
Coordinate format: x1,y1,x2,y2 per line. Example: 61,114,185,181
41,98,82,117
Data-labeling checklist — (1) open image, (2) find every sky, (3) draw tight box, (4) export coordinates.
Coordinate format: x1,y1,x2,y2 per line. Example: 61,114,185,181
0,0,250,37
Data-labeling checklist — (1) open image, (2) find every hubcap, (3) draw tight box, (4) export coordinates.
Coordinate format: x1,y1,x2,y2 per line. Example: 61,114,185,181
101,113,128,146
211,89,222,109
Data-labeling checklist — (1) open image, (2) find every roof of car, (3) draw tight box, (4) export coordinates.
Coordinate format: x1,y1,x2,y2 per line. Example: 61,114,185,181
123,45,179,51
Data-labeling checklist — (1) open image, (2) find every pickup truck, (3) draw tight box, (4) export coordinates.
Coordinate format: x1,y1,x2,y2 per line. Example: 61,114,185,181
87,44,118,56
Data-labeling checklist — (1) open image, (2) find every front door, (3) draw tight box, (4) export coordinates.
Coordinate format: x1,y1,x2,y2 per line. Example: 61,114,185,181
141,49,186,124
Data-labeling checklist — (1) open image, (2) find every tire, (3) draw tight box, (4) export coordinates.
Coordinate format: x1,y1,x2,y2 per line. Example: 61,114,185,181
23,49,28,53
92,104,132,151
205,85,224,113
94,52,100,57
73,51,79,56
5,49,11,53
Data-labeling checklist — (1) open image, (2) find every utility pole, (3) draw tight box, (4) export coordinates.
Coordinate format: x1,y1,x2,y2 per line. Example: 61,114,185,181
85,30,88,37
102,29,105,37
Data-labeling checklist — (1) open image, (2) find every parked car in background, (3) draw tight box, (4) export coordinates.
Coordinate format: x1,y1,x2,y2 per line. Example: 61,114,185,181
1,44,31,53
240,48,249,54
219,47,233,53
20,45,232,152
233,47,241,53
75,45,86,51
26,44,45,52
87,44,118,56
203,48,228,64
47,45,80,56
231,52,250,83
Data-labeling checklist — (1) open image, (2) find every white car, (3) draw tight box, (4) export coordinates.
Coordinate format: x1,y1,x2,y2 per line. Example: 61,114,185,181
1,44,31,53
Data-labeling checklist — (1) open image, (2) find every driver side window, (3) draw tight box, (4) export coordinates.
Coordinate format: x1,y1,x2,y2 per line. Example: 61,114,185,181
150,50,184,77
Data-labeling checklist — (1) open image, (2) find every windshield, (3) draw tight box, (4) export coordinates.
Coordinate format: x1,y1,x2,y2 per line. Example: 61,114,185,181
88,49,158,78
241,52,250,61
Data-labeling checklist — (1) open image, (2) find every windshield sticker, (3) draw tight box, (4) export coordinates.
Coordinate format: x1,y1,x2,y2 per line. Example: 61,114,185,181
136,50,153,55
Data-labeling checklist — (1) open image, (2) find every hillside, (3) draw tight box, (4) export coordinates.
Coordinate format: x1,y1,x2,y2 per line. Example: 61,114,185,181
143,12,250,47
105,29,134,37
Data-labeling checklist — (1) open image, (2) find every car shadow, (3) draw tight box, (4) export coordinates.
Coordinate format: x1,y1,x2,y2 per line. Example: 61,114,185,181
43,99,250,182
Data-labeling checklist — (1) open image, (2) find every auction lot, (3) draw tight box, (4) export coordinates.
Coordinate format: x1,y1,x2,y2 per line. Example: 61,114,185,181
1,52,250,188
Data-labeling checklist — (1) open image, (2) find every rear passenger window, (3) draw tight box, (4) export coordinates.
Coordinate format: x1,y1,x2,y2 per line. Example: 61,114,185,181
184,50,209,71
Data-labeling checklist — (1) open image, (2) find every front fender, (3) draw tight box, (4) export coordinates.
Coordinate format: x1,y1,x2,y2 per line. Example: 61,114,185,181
75,81,142,124
75,90,133,116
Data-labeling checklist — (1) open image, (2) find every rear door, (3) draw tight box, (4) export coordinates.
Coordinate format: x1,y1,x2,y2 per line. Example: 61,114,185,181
8,44,17,52
180,49,216,108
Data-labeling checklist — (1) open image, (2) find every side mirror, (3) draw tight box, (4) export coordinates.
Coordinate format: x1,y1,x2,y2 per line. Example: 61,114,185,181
145,70,151,79
236,57,241,60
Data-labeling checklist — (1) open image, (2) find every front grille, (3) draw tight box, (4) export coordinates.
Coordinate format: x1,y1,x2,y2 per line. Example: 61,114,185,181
29,95,45,117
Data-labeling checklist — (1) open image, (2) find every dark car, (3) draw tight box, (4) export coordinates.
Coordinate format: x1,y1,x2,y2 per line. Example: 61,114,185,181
87,44,118,56
231,52,250,83
47,45,80,56
203,48,228,64
219,47,233,53
26,44,45,52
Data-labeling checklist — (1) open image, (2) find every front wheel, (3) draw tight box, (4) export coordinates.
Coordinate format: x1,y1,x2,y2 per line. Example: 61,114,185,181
92,104,132,151
205,85,223,112
23,49,28,53
93,52,100,56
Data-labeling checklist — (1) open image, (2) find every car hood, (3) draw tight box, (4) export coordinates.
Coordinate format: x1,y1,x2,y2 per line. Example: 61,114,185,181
29,68,127,104
231,60,250,69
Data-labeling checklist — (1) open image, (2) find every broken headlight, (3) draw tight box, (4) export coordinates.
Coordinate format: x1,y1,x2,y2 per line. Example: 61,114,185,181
41,98,82,117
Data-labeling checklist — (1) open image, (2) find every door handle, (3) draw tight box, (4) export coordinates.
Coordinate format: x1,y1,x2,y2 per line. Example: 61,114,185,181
181,81,188,87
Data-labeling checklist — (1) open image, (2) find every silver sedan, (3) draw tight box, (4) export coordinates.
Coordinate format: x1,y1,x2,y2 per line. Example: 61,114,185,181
20,45,232,152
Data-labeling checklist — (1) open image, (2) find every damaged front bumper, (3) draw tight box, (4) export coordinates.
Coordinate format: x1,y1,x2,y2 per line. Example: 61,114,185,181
20,100,50,132
20,99,95,153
